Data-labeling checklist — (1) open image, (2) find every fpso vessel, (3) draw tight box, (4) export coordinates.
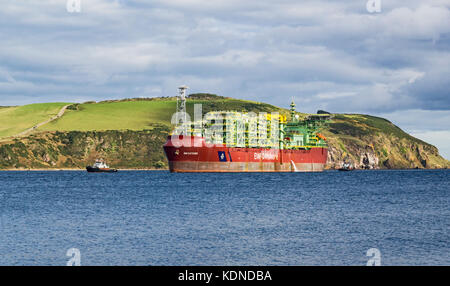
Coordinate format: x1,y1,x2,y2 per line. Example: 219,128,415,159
163,87,330,173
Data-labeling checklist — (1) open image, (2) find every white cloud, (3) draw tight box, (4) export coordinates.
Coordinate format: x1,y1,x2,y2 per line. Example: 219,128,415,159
381,5,450,40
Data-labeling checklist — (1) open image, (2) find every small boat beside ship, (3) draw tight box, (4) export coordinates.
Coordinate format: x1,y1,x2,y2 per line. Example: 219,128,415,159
338,162,354,171
86,159,117,173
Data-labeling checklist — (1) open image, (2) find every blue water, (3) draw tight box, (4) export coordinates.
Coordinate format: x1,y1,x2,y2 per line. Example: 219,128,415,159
0,170,448,266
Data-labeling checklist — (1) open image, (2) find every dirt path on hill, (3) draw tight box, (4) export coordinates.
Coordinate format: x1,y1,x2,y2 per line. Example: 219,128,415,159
2,104,70,140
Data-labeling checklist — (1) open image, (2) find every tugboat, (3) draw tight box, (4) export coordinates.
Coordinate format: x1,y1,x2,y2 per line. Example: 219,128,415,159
338,162,354,171
86,159,118,173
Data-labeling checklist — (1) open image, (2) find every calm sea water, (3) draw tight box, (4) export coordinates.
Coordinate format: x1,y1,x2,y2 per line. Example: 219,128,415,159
0,170,448,266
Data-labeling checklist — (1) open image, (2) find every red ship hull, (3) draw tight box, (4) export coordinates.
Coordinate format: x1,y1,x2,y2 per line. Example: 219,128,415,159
163,136,328,173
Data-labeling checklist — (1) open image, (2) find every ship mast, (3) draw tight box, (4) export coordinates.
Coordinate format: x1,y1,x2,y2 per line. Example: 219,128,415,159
175,85,189,136
176,85,188,124
290,98,298,122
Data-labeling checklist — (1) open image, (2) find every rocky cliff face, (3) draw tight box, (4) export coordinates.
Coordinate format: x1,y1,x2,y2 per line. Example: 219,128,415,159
323,114,449,169
326,143,378,169
0,126,170,170
325,135,447,169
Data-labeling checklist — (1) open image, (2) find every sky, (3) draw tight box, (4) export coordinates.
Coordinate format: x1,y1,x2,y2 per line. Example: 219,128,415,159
0,0,449,159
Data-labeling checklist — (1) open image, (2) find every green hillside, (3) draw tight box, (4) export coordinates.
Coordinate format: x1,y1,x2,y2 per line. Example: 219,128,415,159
40,100,176,132
0,94,448,170
39,96,286,132
0,103,69,138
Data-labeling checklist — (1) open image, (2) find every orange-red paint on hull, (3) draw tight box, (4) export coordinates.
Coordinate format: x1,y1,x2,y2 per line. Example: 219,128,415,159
163,135,328,173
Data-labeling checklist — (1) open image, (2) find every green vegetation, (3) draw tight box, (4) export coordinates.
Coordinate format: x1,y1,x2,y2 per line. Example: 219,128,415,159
331,114,432,146
0,126,170,169
186,99,287,118
324,113,449,169
40,101,176,132
0,95,287,140
37,96,287,132
0,103,69,138
0,94,287,133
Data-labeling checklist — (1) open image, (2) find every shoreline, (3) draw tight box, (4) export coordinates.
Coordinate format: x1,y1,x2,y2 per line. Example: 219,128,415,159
0,168,447,172
0,168,167,171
